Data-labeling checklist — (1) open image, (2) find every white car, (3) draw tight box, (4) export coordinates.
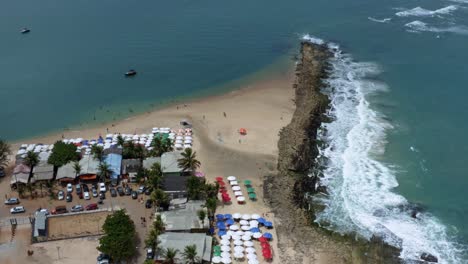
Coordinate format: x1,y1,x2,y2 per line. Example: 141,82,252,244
66,183,73,193
58,190,65,200
10,206,25,214
99,183,106,193
84,191,90,200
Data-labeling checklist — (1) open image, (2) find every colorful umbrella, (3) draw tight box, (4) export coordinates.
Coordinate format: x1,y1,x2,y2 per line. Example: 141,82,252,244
263,232,273,240
226,219,235,225
227,176,237,181
224,214,232,219
244,180,252,186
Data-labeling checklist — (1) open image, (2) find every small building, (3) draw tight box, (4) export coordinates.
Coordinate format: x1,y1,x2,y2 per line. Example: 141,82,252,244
161,200,208,232
10,172,33,185
121,159,141,175
33,211,47,240
161,151,187,192
78,155,100,181
56,162,77,183
104,153,122,183
142,157,161,170
156,232,212,263
32,165,54,182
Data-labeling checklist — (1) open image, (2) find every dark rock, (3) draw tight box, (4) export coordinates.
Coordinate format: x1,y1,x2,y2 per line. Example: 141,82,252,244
421,253,438,263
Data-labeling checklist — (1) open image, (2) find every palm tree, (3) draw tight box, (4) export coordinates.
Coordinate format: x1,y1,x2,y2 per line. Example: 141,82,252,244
145,228,160,250
116,135,125,147
197,210,206,227
177,148,201,176
0,138,11,168
122,141,136,159
91,145,104,162
151,189,169,210
73,161,82,177
147,162,163,189
134,144,146,161
97,162,112,183
24,151,39,183
205,197,217,218
182,245,199,264
163,248,179,264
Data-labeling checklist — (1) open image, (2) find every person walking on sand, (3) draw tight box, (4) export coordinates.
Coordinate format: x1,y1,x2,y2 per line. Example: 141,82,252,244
223,112,227,117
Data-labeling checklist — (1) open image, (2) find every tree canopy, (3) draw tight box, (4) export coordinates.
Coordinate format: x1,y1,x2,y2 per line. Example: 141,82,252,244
98,162,112,182
177,148,200,175
149,136,173,157
91,145,104,162
0,139,11,168
47,141,79,168
98,209,137,262
182,244,199,264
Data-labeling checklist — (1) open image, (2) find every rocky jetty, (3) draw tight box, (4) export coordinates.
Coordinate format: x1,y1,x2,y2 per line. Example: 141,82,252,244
264,41,402,263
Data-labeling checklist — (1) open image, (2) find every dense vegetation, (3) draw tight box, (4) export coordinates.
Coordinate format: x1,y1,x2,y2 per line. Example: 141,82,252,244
0,139,11,168
47,141,79,168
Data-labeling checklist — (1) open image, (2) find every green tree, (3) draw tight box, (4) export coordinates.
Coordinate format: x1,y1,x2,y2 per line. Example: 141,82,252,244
0,139,11,168
72,161,82,177
24,151,39,182
97,162,112,183
147,162,163,189
116,135,125,147
205,197,217,218
182,245,199,264
122,141,135,159
47,141,78,168
149,136,173,157
203,182,219,199
134,144,146,161
151,188,169,210
91,145,104,162
177,148,200,176
17,184,25,198
186,176,203,200
98,209,137,262
152,214,165,234
197,210,206,227
143,260,155,264
163,248,179,264
135,167,148,183
145,228,160,250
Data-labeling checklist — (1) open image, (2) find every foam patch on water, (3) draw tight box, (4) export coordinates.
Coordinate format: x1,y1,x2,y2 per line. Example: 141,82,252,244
405,20,468,35
449,0,468,4
302,35,464,263
368,17,392,23
396,5,458,17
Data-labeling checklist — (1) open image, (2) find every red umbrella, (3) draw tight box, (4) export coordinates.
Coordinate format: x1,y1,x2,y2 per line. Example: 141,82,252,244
261,243,270,249
258,237,268,243
216,177,224,182
262,249,272,255
218,181,226,187
263,252,272,259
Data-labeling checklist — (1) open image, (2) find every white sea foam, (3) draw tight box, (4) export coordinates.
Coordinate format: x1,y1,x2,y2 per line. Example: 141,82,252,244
449,0,468,4
368,17,392,23
405,20,468,35
302,35,463,263
396,5,458,17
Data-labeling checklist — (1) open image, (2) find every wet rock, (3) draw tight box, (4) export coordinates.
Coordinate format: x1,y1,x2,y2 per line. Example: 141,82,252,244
420,253,438,263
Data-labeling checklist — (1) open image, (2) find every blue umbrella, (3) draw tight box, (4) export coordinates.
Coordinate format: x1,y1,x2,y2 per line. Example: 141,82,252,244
209,227,215,235
263,232,273,240
216,222,226,228
250,227,260,233
218,225,227,231
218,231,227,237
257,217,266,224
226,219,235,225
224,214,232,219
264,221,273,228
216,214,224,220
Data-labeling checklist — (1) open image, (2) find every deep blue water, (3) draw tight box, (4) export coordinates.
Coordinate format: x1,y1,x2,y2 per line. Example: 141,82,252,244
1,0,468,262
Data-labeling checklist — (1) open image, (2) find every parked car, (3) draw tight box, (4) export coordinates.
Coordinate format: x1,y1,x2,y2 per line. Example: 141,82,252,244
117,186,125,196
99,192,106,200
92,186,98,197
144,187,152,196
131,191,138,200
66,183,73,193
10,206,25,214
0,167,5,177
99,182,106,193
110,188,117,197
84,191,90,200
138,185,146,194
37,208,49,215
71,205,84,212
145,199,152,209
110,179,118,187
124,186,132,196
66,193,73,202
97,253,110,264
58,190,65,200
146,248,154,259
76,184,82,195
4,197,20,205
82,184,89,192
86,203,98,211
51,206,68,215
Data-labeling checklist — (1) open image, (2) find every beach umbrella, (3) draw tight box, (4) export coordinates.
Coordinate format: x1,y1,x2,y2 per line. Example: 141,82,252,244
230,180,238,186
249,220,259,227
241,214,251,220
212,256,222,263
263,232,273,240
221,234,230,240
226,230,234,236
216,177,224,182
220,240,230,246
241,225,251,231
239,220,249,226
231,234,241,240
248,193,257,200
261,243,270,250
237,196,246,203
235,231,244,236
234,252,244,259
221,257,232,264
227,176,236,181
251,214,261,220
251,228,261,233
257,217,266,224
216,214,225,220
224,214,232,219
229,225,239,231
234,191,243,197
232,186,241,191
246,253,258,260
247,187,255,193
233,240,243,246
249,223,259,229
218,231,227,237
245,246,255,252
233,213,241,219
242,235,252,241
234,246,244,253
221,245,231,252
258,237,268,243
244,180,252,186
264,221,273,228
248,259,260,264
243,231,252,237
226,219,235,225
221,252,231,259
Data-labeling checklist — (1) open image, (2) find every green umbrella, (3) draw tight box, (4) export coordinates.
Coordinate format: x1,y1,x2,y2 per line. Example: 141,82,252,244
244,180,252,186
247,187,255,193
213,251,221,257
249,193,257,200
213,245,221,251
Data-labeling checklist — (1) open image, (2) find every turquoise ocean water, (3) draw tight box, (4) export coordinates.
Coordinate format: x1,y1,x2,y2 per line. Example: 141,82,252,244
1,0,468,262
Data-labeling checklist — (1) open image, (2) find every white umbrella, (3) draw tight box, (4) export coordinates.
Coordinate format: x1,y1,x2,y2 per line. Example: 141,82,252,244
251,214,261,220
253,232,263,239
233,213,242,219
184,136,192,140
249,220,259,227
183,144,192,148
212,256,222,263
244,231,253,237
227,176,236,181
248,259,259,264
237,196,246,202
231,234,241,240
220,240,231,246
229,225,239,231
176,136,183,140
235,231,244,236
233,252,244,259
247,253,258,260
226,230,234,236
221,252,231,259
242,235,252,241
221,245,231,252
234,191,243,197
233,240,243,246
230,180,238,186
232,186,241,191
245,246,255,253
241,225,251,231
240,220,249,226
241,214,251,220
221,234,231,240
175,139,183,144
250,223,259,228
221,258,232,264
234,246,244,253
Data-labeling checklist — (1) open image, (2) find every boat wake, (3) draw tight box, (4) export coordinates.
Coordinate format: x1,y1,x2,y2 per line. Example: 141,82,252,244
302,34,464,263
368,17,392,23
395,5,458,17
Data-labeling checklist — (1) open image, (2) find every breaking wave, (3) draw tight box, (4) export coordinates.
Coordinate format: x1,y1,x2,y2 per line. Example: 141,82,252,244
405,20,468,35
368,17,392,23
302,34,464,263
395,5,458,17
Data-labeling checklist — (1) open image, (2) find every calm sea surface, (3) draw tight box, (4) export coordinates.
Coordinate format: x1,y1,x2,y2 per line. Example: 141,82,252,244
1,0,468,262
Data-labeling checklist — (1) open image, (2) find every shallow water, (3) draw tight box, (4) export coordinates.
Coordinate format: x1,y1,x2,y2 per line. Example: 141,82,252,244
2,0,468,262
